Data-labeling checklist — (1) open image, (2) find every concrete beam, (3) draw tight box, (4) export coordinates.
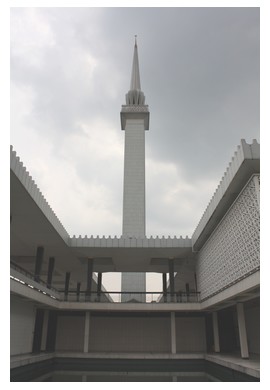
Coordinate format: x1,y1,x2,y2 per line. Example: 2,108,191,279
60,301,202,312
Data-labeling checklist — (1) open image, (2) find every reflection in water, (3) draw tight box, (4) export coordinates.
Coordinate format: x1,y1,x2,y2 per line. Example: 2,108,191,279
35,371,218,382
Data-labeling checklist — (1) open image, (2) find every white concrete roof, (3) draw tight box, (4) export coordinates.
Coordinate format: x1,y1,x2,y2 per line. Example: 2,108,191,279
10,145,194,286
191,139,260,250
10,139,260,282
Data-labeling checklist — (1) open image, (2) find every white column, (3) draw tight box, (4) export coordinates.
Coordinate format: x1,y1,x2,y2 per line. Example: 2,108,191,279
84,311,90,353
171,312,176,354
41,310,49,351
237,303,249,358
212,311,220,353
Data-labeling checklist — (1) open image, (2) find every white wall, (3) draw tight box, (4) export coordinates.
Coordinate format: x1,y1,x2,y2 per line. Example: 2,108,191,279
197,176,260,300
175,317,206,352
54,313,207,354
89,315,171,353
10,295,36,356
55,314,85,352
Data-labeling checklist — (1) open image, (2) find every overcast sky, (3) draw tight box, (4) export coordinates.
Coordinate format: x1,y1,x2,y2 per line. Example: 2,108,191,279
10,6,260,290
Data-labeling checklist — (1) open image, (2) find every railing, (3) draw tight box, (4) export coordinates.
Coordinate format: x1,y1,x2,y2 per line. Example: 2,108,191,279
10,261,59,298
59,290,200,303
10,261,200,304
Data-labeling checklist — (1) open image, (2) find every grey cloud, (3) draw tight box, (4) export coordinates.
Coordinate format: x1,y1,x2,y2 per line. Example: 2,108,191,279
10,7,259,238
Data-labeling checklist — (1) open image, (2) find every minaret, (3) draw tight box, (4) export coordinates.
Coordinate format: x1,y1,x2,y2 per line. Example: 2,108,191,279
120,37,149,302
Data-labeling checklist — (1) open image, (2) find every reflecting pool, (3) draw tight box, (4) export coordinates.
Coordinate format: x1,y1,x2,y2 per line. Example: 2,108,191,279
35,371,218,382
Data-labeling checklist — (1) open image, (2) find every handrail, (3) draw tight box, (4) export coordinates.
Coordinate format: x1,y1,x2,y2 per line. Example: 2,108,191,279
58,290,201,303
10,261,59,295
10,261,201,304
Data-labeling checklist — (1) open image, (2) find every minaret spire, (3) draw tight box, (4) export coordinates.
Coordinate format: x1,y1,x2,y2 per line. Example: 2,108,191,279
125,36,146,106
130,35,141,91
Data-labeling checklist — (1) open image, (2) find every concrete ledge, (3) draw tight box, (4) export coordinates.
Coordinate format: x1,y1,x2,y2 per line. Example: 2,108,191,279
205,353,260,379
10,352,55,369
10,278,60,308
11,272,259,311
200,270,260,309
59,301,201,311
55,352,205,360
11,351,260,379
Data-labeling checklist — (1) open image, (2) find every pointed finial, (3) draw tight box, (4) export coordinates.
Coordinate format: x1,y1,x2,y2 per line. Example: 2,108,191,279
123,36,147,106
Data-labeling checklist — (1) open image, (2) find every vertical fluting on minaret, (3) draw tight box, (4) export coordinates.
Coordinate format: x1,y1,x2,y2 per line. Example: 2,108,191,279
120,37,150,302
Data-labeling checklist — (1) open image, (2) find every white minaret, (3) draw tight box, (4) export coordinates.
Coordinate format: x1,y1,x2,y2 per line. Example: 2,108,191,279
120,37,149,302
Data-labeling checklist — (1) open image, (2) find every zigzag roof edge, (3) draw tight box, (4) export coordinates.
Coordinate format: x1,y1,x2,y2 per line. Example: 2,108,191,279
69,235,192,248
10,146,70,244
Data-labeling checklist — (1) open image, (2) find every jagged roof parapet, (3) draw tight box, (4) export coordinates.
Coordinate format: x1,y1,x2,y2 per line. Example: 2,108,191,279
69,235,192,248
10,145,70,244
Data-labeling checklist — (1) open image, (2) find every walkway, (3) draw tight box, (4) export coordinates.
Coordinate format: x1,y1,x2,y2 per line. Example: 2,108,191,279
205,352,260,379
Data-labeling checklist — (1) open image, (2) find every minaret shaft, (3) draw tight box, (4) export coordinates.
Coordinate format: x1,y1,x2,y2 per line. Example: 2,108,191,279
122,118,146,237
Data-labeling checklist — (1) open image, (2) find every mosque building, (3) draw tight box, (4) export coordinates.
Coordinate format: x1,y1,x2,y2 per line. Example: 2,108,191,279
10,39,260,381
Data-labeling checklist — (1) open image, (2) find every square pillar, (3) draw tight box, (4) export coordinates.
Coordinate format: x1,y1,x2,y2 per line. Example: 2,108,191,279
170,312,176,354
194,272,198,293
76,282,81,302
34,246,44,282
46,311,57,352
97,273,102,301
185,283,190,302
86,259,93,301
237,302,249,358
41,310,49,351
64,272,70,301
162,273,167,302
212,311,220,353
47,257,55,288
84,311,90,353
169,259,175,302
